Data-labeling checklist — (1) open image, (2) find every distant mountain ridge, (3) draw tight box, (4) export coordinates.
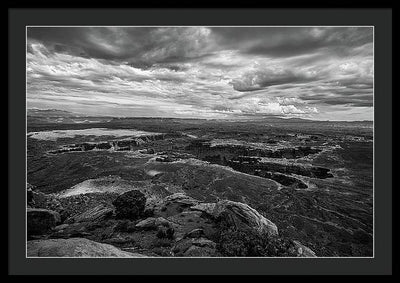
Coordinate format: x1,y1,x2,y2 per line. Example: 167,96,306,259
27,108,85,118
26,108,373,123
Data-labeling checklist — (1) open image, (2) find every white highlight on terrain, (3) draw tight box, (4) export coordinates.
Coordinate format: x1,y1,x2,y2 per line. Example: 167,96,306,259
72,119,108,124
145,170,163,177
182,133,198,139
209,138,289,150
27,128,162,141
56,176,135,198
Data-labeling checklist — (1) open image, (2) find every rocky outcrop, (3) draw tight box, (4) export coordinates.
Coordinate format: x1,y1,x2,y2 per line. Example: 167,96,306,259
185,140,332,189
153,193,201,219
186,140,322,160
48,134,166,154
27,238,146,257
253,162,333,179
190,203,217,215
135,217,172,230
112,190,146,220
228,159,333,179
135,216,176,241
27,208,61,236
65,204,114,224
191,200,278,237
26,186,316,257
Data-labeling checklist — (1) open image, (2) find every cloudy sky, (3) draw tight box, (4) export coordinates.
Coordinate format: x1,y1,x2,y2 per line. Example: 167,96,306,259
27,27,373,120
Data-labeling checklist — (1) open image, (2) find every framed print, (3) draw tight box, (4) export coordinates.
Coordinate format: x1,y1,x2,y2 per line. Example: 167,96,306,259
8,7,393,276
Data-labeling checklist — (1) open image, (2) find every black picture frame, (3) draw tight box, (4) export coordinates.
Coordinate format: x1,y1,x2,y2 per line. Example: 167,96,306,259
8,7,393,275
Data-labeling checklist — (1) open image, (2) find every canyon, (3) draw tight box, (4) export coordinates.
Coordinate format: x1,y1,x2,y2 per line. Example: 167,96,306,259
27,113,373,257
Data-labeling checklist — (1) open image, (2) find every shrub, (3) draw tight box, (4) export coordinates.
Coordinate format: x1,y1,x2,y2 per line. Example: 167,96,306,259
216,221,293,257
156,226,175,239
112,190,146,220
152,238,173,248
152,247,172,256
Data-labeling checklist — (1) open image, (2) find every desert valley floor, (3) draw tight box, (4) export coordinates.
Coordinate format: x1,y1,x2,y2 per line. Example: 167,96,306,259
26,110,373,257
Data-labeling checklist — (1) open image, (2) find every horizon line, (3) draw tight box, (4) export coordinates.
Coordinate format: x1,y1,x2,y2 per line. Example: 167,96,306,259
27,108,373,123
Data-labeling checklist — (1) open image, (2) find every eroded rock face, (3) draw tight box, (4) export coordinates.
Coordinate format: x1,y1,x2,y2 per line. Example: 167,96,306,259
27,208,61,236
228,160,333,179
185,140,332,189
186,140,322,160
112,190,146,220
27,237,146,257
48,134,166,154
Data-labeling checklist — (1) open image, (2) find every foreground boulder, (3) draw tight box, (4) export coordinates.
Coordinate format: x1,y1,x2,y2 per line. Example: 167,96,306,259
112,190,146,220
27,237,146,257
27,208,61,236
192,200,278,237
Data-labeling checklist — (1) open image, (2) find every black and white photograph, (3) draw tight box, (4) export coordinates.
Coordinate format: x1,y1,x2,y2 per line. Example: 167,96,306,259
25,26,374,258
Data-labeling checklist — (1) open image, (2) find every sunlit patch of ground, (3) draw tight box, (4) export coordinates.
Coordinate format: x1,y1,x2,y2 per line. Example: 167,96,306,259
145,170,164,177
27,128,162,141
56,176,136,198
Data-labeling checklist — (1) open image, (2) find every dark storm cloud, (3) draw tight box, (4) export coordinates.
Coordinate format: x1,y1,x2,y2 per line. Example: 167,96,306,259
28,27,148,60
27,26,374,120
309,97,373,107
230,67,318,92
28,27,373,63
28,27,215,64
211,27,373,57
